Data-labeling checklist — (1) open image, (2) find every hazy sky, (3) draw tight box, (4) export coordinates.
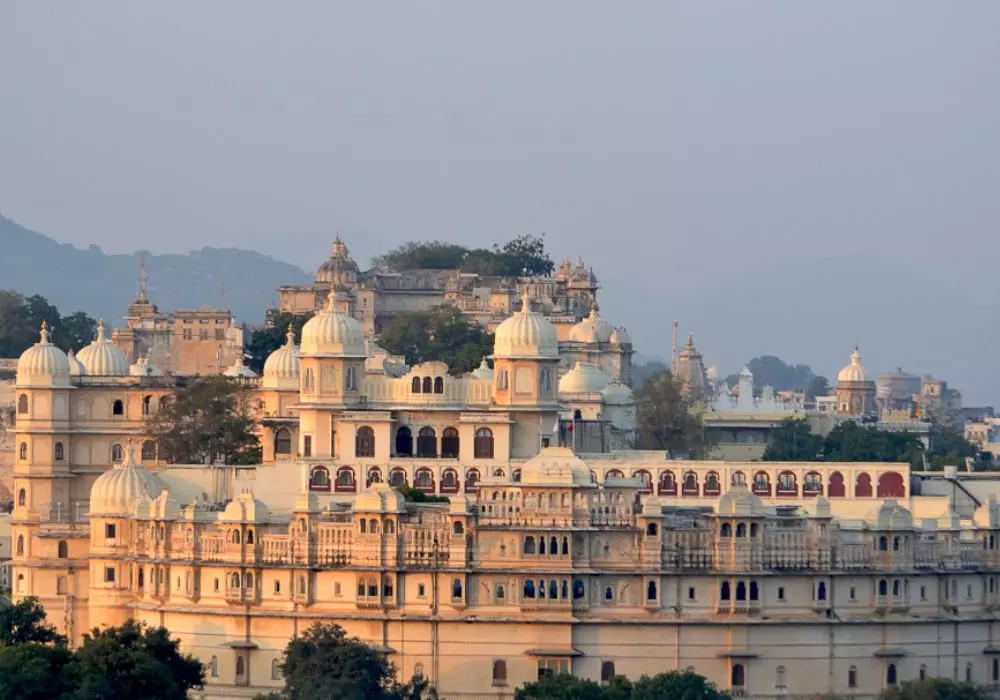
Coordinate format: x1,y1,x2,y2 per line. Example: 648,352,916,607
3,2,999,397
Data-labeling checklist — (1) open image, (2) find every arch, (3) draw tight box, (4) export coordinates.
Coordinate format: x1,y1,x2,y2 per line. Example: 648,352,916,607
416,427,437,458
682,471,699,496
732,664,746,687
736,522,747,537
453,521,464,536
464,467,481,491
704,471,721,495
605,585,614,601
606,468,625,480
776,470,797,496
496,584,506,600
887,663,897,686
141,440,156,461
658,470,677,495
720,581,731,600
474,428,494,459
210,656,219,678
434,376,444,394
19,442,27,461
411,377,421,393
441,427,460,458
367,466,382,486
422,377,433,394
817,581,827,601
440,468,459,493
414,467,435,493
142,395,152,415
17,394,28,414
750,581,759,601
877,471,905,498
562,537,569,555
18,488,26,507
231,530,242,544
878,579,888,596
721,523,733,537
647,523,659,536
16,535,24,556
633,469,653,493
601,661,616,684
523,579,536,598
246,529,255,545
549,580,558,599
389,467,407,487
112,399,124,416
752,471,771,496
493,468,505,478
57,540,68,558
731,470,747,486
335,467,356,493
523,536,536,555
736,581,747,601
395,426,413,456
309,466,331,491
54,442,64,461
231,573,241,587
855,472,873,498
828,471,846,498
803,471,823,495
235,656,246,678
355,426,375,458
647,580,657,601
750,523,759,537
493,659,508,685
452,578,463,599
512,468,522,482
271,659,282,681
159,395,170,411
111,443,123,463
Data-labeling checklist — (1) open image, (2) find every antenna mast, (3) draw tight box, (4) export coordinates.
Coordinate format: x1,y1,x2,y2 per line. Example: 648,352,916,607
137,252,149,301
672,320,678,374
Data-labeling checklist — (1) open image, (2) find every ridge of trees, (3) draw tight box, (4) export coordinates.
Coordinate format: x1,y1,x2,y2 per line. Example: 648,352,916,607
724,355,830,398
0,290,97,357
374,234,555,277
246,310,315,374
514,669,729,700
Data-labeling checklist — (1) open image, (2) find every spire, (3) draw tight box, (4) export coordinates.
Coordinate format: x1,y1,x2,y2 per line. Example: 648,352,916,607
39,321,50,344
520,286,532,314
286,323,296,346
137,251,149,302
96,318,106,342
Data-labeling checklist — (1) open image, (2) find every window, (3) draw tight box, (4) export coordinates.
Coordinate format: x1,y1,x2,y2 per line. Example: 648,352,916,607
271,659,282,680
16,535,24,556
19,442,27,461
646,523,658,536
817,581,827,601
182,328,192,340
732,664,745,687
17,394,28,414
105,523,117,538
418,584,426,598
441,427,460,458
878,579,888,597
736,522,747,537
336,468,355,488
236,656,246,679
493,659,508,686
523,580,535,598
112,400,124,416
966,663,973,682
887,663,897,686
310,466,329,490
434,377,444,394
919,664,927,680
54,442,64,461
422,376,432,393
736,581,746,601
104,567,116,583
18,488,26,507
688,587,696,600
778,472,796,491
141,440,156,461
304,368,314,391
210,656,219,678
605,585,614,601
601,661,616,685
57,575,68,595
750,581,759,601
274,580,281,594
921,585,927,600
452,579,463,599
413,663,424,680
411,377,421,393
57,540,68,558
215,328,226,341
474,428,494,459
303,435,312,457
776,665,786,690
497,584,506,601
453,522,464,535
275,429,292,456
777,586,785,601
537,659,569,680
395,427,413,455
850,586,857,601
417,427,437,457
720,581,731,601
355,426,375,457
111,443,123,463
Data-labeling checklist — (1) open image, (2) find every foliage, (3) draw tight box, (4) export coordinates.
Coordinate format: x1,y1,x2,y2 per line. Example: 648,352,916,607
0,290,97,356
246,310,314,374
376,234,554,277
880,677,987,700
0,642,76,700
72,620,204,700
763,419,925,465
515,670,730,700
725,355,816,393
278,623,433,700
634,370,711,457
925,409,979,468
515,673,606,700
630,670,731,700
0,598,66,647
806,375,831,400
632,360,670,390
144,375,261,465
378,305,494,375
396,485,450,504
762,419,825,461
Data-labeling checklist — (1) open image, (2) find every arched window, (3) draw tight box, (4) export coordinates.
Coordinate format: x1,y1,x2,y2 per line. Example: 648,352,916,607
231,530,242,544
244,572,254,589
112,400,124,416
16,535,25,556
411,377,421,393
415,468,433,490
235,656,246,679
721,523,733,537
704,471,720,493
141,440,156,461
736,522,747,537
422,377,433,394
275,429,292,456
605,585,614,601
441,469,458,492
736,581,747,601
17,394,28,414
452,579,463,599
562,537,569,555
848,666,857,688
57,575,68,595
523,579,535,598
497,584,506,601
17,488,26,507
54,442,64,461
303,368,314,391
434,377,444,394
750,581,759,601
601,661,616,685
19,442,27,461
539,538,546,555
524,536,536,554
493,659,508,686
732,471,747,486
464,468,480,491
310,466,330,491
395,426,413,456
753,471,770,495
751,523,759,537
453,521,464,535
271,659,282,680
210,656,219,678
647,581,657,601
355,426,375,458
246,529,255,545
817,581,827,601
878,579,888,596
142,395,152,415
683,471,698,494
336,467,356,491
474,428,494,459
111,444,123,463
390,468,407,487
647,523,659,536
879,536,888,551
893,536,901,551
732,664,745,687
367,467,382,485
442,427,460,458
549,580,558,599
57,540,68,558
659,470,677,494
720,581,731,600
887,663,897,686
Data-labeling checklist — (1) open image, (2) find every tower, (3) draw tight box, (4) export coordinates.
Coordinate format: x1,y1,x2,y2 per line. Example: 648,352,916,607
836,345,876,416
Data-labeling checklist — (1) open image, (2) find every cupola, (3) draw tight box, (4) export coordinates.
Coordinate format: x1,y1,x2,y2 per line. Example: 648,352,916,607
16,322,71,387
77,320,130,376
493,288,558,360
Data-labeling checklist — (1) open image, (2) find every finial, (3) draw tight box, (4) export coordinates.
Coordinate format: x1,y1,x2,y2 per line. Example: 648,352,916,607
520,286,532,314
39,321,49,343
286,323,296,344
96,318,106,341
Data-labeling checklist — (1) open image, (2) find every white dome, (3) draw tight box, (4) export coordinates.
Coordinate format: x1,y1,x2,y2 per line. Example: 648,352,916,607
569,305,613,344
470,357,494,380
223,357,258,378
837,345,869,384
89,443,165,517
77,320,130,376
600,380,634,405
705,363,719,381
559,362,612,394
16,323,71,387
219,490,270,523
263,326,300,389
520,446,592,486
67,348,86,376
493,289,559,359
609,327,632,345
129,354,163,377
300,291,367,357
353,482,407,513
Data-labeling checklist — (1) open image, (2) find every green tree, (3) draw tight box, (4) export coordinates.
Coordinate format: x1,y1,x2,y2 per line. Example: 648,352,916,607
379,305,494,375
144,375,261,464
725,356,815,392
56,311,98,353
396,485,450,504
278,623,430,700
806,375,830,400
880,677,987,700
635,370,711,457
514,673,606,700
246,310,314,374
631,670,731,700
924,409,978,469
824,422,924,464
0,598,66,646
0,642,76,700
0,290,97,356
376,235,554,277
71,620,204,700
763,419,825,461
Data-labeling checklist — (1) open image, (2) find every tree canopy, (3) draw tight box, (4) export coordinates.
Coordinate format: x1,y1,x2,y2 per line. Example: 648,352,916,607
763,418,927,466
375,234,554,277
0,598,66,647
246,309,314,374
378,305,494,375
0,290,97,356
144,375,261,465
724,355,828,397
880,677,988,700
634,370,711,457
760,419,825,462
515,670,730,700
276,623,433,700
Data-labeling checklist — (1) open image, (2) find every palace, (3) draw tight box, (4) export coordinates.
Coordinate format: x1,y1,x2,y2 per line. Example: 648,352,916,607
11,291,999,700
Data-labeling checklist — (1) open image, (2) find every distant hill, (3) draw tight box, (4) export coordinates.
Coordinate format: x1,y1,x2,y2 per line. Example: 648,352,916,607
0,215,310,324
